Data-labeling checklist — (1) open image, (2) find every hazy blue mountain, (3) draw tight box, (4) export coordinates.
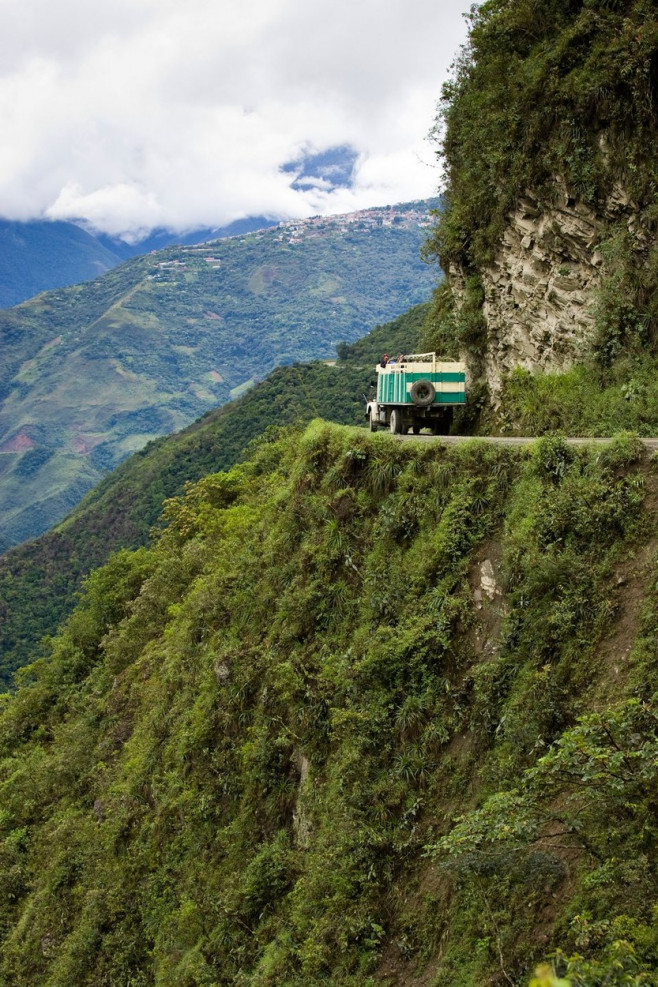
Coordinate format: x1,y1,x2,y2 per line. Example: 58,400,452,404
0,219,125,308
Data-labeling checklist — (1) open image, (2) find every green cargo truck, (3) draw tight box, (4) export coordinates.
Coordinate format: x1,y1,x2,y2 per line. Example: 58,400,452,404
366,352,466,434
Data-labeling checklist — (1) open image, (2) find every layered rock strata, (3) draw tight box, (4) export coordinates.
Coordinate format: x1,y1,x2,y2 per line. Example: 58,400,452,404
451,182,638,397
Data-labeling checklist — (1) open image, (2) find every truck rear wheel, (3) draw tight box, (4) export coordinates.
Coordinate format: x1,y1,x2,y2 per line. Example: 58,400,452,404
390,409,403,434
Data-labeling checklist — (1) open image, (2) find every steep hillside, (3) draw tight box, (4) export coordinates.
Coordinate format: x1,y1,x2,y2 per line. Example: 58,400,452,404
0,305,428,688
0,200,437,546
1,422,657,986
424,0,658,412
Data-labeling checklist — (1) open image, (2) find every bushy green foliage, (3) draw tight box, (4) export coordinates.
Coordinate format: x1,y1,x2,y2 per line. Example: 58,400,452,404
498,358,658,435
427,0,658,273
0,423,656,985
431,697,658,986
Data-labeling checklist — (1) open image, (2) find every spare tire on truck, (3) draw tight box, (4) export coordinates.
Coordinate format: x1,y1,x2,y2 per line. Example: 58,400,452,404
410,379,436,408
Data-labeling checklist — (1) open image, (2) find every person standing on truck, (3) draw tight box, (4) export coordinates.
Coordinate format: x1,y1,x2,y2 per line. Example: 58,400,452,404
380,354,389,367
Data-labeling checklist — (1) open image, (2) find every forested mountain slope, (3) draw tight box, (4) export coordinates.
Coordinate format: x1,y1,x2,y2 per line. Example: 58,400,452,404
0,200,436,546
1,423,657,986
0,305,428,688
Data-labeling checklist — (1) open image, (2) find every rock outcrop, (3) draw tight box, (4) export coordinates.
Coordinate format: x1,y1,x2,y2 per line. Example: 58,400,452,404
450,181,640,398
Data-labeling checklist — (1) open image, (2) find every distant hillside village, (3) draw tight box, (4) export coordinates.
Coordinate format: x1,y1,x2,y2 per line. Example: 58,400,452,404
276,200,436,245
148,201,437,264
148,199,437,279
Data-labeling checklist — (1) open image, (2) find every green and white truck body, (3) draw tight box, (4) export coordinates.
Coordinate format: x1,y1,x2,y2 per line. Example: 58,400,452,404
366,352,466,434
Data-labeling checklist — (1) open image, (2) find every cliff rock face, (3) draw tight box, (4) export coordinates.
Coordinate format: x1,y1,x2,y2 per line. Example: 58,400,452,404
451,181,638,397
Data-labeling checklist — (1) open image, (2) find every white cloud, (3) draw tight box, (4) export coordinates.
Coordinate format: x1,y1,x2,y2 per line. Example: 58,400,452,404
0,0,471,238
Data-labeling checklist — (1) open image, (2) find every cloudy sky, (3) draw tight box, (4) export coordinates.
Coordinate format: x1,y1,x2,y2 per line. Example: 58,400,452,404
0,0,471,240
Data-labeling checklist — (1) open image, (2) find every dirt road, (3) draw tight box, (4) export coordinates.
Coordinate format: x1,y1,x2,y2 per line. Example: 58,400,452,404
396,434,658,450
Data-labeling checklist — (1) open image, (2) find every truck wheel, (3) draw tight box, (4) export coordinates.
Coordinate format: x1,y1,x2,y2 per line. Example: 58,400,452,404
410,380,436,408
412,421,421,435
390,409,403,434
369,410,377,432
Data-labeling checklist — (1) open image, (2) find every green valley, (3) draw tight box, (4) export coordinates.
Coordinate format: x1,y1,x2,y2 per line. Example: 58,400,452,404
0,304,428,688
0,201,437,546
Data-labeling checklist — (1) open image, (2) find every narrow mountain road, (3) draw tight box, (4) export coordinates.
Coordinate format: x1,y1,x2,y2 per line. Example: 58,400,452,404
396,434,658,450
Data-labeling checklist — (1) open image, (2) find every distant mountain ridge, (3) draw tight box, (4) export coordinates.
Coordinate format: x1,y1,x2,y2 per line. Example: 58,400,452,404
94,216,279,261
0,199,439,546
0,220,125,309
0,216,282,309
0,144,362,307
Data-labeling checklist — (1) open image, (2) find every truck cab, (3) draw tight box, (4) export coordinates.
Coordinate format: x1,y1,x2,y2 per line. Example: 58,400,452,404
366,353,466,434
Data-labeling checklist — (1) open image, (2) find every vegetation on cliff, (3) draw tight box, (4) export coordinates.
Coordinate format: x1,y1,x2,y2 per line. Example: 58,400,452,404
427,0,658,272
1,422,657,985
5,6,658,983
498,358,658,435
